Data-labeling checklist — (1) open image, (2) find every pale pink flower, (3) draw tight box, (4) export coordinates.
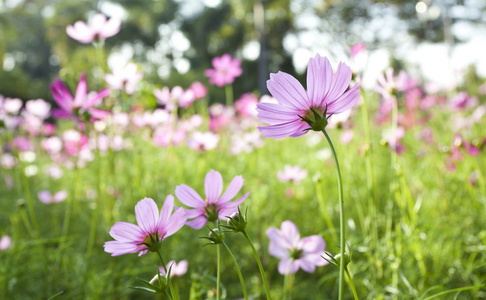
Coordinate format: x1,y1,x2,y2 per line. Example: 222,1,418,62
62,130,88,157
2,98,22,115
105,63,143,95
66,13,121,44
190,81,207,99
204,54,242,87
1,153,17,169
340,129,354,145
209,104,234,131
45,165,64,179
153,127,186,148
186,131,219,152
38,190,68,204
350,43,366,57
266,220,327,274
450,91,478,111
104,196,187,256
175,170,249,229
0,235,12,251
277,165,308,185
25,99,51,120
159,260,188,278
256,54,360,138
42,136,63,154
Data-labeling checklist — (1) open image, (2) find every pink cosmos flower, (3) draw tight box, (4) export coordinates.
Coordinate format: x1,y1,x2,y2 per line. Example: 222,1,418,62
204,54,242,87
190,81,208,99
1,153,17,169
153,127,186,148
350,43,367,57
175,170,249,229
50,73,110,121
105,62,143,95
104,196,187,257
234,93,259,118
1,97,22,115
66,13,121,44
266,220,327,274
277,165,308,185
159,260,188,278
25,99,51,120
38,190,68,204
450,91,478,111
0,235,12,251
256,54,360,138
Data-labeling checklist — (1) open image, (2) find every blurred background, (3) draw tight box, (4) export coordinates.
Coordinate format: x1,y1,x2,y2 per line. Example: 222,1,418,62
1,0,485,102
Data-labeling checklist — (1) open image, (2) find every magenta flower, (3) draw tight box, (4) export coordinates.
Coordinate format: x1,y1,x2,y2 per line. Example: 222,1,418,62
175,170,249,229
66,13,121,44
256,54,360,138
104,196,187,257
50,73,110,121
266,220,327,275
204,54,242,87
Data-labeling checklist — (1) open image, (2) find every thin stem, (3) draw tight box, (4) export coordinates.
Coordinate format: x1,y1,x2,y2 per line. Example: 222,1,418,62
345,267,359,300
242,231,271,300
216,244,221,300
225,84,234,107
282,263,293,300
222,241,248,300
321,129,345,300
157,250,177,300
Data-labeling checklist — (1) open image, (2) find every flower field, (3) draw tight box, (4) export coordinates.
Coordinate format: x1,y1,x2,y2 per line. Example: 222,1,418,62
1,6,486,300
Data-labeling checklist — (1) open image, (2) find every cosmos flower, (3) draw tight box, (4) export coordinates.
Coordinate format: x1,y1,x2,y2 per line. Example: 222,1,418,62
266,220,327,275
0,235,12,251
66,13,121,44
175,170,249,229
186,131,219,152
38,190,68,204
277,165,308,185
159,260,188,278
256,54,360,139
50,73,110,121
104,62,143,95
104,196,187,257
204,54,242,87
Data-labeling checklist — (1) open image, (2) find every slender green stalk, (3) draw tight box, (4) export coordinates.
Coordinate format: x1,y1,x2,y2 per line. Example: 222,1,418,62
157,250,177,300
225,84,234,107
222,241,248,300
321,129,345,300
345,268,359,300
242,231,271,299
216,244,221,300
282,264,293,300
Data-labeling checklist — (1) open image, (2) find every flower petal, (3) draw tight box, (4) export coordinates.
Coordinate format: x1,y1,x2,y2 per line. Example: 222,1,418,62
256,103,299,125
159,195,174,228
324,62,352,103
266,227,292,250
258,119,305,139
183,208,205,219
104,241,141,256
267,72,310,110
185,215,207,230
326,83,360,114
135,197,160,234
73,73,87,108
109,222,145,243
296,258,316,273
281,221,300,248
278,258,299,275
218,175,243,204
205,170,223,204
307,54,332,107
300,235,326,255
175,184,205,208
163,208,187,238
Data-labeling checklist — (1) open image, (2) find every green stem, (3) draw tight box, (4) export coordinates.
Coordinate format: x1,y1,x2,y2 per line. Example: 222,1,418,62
242,231,271,300
345,267,359,300
282,266,292,300
222,241,248,300
157,250,177,300
225,84,234,107
321,129,345,300
216,244,221,300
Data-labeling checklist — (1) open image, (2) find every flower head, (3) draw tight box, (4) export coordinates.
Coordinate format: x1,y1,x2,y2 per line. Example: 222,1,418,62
175,170,249,229
50,73,110,122
256,54,360,138
159,260,188,278
204,54,242,87
104,196,187,256
266,220,327,274
0,235,12,251
105,63,143,95
277,165,308,185
38,190,68,204
66,13,121,44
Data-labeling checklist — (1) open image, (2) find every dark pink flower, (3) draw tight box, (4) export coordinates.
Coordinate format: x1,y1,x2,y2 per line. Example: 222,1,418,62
204,54,242,87
175,170,249,229
256,54,360,138
50,73,110,121
266,220,327,274
66,14,121,44
104,196,187,257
